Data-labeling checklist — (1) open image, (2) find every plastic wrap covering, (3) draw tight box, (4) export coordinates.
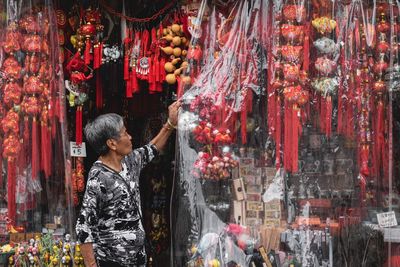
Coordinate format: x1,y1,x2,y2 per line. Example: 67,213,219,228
0,0,73,236
172,0,398,266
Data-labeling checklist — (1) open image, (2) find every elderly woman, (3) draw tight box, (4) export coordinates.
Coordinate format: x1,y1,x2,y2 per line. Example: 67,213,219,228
76,101,180,267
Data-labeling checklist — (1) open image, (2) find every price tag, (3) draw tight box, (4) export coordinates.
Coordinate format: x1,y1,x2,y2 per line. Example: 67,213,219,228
377,211,398,228
70,142,87,157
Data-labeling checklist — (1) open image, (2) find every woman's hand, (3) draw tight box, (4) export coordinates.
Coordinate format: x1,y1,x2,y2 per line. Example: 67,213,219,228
168,100,181,127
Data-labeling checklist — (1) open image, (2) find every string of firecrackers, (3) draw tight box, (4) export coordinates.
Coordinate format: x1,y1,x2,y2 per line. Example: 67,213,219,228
0,8,60,229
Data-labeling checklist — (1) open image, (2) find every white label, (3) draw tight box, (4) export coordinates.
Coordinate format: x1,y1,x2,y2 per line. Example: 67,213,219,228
377,211,398,228
70,142,87,157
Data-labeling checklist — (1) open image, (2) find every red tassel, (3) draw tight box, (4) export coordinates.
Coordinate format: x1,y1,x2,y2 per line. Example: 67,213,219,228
359,174,367,206
40,122,46,174
130,68,139,94
241,96,247,145
93,43,100,69
96,72,103,110
76,107,83,145
275,96,282,169
84,39,91,65
320,96,326,133
32,118,39,180
124,52,130,81
7,159,16,224
126,72,132,98
303,23,310,72
292,106,300,172
177,76,184,99
267,61,275,135
360,145,369,176
374,100,385,178
283,100,290,172
337,81,344,135
326,96,332,138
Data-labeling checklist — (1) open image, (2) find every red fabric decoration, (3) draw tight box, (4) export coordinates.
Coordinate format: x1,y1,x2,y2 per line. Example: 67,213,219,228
65,52,85,74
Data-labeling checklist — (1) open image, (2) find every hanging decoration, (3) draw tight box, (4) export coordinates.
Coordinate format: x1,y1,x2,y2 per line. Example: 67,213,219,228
0,2,70,233
268,2,310,173
161,19,191,98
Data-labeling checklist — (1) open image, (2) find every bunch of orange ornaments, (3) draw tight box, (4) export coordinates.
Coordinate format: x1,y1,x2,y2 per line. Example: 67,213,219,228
161,23,191,86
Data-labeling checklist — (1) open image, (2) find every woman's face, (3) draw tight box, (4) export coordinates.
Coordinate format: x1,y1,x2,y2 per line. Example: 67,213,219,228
113,126,133,156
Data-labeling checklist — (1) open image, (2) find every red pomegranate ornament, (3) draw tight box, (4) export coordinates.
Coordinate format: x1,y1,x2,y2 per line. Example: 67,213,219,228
22,96,40,115
2,110,19,135
2,57,20,69
3,82,22,106
2,134,21,159
24,54,41,74
281,24,304,43
283,5,306,23
24,76,44,94
373,80,386,94
2,23,21,54
23,35,42,53
3,63,22,81
283,64,300,83
281,45,303,64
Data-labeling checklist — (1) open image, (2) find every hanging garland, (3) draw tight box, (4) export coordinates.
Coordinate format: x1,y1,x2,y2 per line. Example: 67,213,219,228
99,0,178,27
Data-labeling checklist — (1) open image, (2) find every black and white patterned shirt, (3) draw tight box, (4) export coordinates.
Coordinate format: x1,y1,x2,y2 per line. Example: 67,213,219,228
76,144,158,266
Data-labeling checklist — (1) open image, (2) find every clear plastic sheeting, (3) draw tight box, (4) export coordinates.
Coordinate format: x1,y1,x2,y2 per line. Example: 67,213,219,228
0,0,73,236
172,0,399,266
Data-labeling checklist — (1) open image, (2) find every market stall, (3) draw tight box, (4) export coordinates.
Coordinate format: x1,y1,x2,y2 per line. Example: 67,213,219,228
172,0,400,266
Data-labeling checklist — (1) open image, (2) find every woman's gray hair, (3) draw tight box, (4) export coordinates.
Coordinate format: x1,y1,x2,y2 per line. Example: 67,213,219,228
84,113,125,155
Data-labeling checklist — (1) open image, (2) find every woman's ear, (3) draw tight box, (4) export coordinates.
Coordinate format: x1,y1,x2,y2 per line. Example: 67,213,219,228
106,138,117,151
